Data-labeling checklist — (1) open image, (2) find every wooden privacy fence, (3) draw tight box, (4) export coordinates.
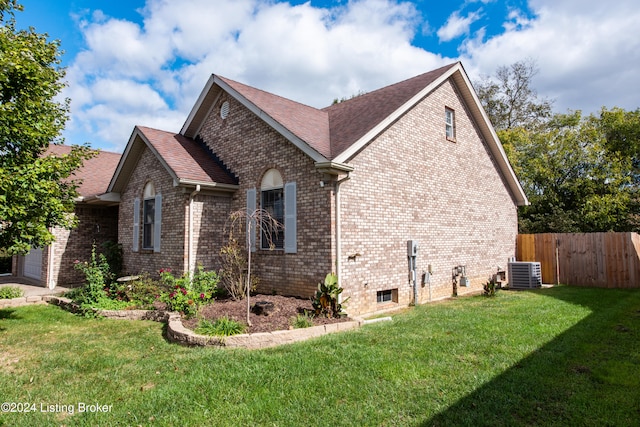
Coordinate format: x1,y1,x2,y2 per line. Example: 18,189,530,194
516,233,640,288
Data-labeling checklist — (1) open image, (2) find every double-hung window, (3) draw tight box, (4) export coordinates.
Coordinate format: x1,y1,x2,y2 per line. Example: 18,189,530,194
260,169,284,249
143,182,156,250
133,181,162,253
246,168,296,253
445,107,456,140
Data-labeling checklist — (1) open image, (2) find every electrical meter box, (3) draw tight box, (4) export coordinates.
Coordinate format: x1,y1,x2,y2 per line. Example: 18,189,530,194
407,240,418,257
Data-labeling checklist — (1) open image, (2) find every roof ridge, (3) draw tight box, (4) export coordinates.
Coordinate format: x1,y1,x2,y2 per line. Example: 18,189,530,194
322,62,459,112
323,62,459,158
217,75,322,112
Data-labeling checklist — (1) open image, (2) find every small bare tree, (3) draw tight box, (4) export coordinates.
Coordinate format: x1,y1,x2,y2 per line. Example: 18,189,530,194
220,208,281,326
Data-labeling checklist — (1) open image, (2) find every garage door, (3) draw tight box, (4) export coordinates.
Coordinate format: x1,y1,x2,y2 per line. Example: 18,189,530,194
23,247,43,280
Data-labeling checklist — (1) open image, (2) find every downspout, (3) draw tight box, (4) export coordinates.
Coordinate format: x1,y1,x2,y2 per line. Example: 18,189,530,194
334,174,351,289
47,241,55,289
188,185,201,279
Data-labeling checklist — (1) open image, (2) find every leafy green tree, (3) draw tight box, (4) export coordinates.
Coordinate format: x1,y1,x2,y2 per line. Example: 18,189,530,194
597,107,640,182
596,107,640,229
0,1,93,255
501,111,636,232
478,60,640,233
475,58,553,131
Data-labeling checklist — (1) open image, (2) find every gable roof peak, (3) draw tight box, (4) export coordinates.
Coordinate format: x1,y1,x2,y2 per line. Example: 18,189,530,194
323,62,460,158
323,62,460,112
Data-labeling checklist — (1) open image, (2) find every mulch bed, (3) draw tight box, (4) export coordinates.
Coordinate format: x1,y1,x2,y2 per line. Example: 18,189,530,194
181,294,351,334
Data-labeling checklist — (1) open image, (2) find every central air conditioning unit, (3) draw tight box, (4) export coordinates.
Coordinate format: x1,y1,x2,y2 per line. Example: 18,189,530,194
508,261,542,289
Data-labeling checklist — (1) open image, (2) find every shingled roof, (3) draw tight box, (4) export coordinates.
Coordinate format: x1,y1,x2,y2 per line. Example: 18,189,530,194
217,76,332,159
108,126,239,195
45,144,121,199
195,63,457,161
126,62,527,205
136,126,238,186
322,63,457,159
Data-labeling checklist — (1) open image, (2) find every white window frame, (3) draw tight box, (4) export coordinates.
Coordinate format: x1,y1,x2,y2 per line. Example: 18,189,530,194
255,169,297,253
377,289,398,304
445,107,456,141
142,182,155,250
141,182,162,252
260,169,284,250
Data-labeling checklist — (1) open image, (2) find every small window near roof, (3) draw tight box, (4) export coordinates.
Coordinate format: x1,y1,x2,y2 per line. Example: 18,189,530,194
445,107,456,141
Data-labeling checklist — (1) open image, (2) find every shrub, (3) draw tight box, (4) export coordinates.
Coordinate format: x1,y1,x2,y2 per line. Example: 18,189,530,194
190,265,221,301
161,285,199,317
484,280,497,297
159,266,219,317
290,312,314,329
101,240,123,279
107,274,164,310
311,273,348,318
72,245,112,306
0,286,24,299
195,317,246,336
219,235,257,300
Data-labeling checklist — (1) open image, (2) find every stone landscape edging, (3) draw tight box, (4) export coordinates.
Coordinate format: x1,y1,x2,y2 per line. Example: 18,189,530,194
0,295,48,308
39,295,363,349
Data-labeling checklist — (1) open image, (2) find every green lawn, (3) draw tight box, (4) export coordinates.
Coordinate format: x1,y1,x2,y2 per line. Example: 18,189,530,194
1,286,639,426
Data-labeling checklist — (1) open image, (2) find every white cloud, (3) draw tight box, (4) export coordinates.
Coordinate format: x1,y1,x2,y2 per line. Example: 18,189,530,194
463,0,640,114
437,10,481,42
63,0,449,151
61,0,640,152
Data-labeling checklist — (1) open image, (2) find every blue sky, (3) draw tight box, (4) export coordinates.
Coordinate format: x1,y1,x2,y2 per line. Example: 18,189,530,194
14,0,640,152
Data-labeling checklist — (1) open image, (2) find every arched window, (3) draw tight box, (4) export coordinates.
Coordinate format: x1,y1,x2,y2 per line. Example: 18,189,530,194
260,169,284,249
142,182,156,250
132,182,162,253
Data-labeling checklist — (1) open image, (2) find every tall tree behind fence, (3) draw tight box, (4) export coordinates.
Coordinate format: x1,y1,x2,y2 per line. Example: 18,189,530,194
516,233,640,288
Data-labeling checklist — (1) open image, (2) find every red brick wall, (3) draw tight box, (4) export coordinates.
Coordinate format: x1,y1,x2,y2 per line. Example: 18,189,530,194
49,205,119,286
114,77,519,316
189,193,233,272
339,80,519,314
13,205,118,288
118,146,244,281
196,95,333,298
119,147,189,277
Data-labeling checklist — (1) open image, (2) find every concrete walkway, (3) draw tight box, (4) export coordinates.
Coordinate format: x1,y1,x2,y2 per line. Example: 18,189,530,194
0,275,69,302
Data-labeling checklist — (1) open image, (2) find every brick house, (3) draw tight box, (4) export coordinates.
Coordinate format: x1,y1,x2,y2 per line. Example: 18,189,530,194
106,61,528,315
13,146,121,288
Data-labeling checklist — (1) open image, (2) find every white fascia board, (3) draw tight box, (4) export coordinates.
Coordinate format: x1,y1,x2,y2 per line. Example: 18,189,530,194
214,76,328,164
108,127,180,194
332,63,528,206
180,75,216,136
78,192,122,205
332,64,461,164
314,161,354,175
453,68,529,206
96,192,121,203
175,179,238,193
107,127,144,193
